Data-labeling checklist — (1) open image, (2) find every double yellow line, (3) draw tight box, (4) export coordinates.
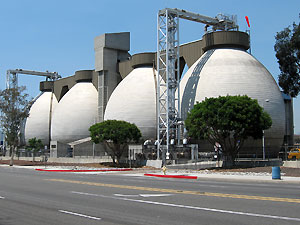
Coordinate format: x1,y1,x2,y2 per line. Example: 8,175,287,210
47,178,300,204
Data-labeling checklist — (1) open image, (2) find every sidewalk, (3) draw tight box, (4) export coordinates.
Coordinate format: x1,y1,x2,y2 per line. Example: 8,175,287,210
2,164,300,183
137,169,300,183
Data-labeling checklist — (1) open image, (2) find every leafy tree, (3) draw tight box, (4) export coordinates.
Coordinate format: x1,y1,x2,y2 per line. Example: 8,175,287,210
0,86,32,166
274,17,300,97
26,137,44,161
185,95,272,166
89,120,142,165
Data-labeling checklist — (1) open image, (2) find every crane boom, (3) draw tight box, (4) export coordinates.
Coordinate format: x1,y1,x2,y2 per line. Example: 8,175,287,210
159,8,238,31
6,69,61,89
7,69,61,80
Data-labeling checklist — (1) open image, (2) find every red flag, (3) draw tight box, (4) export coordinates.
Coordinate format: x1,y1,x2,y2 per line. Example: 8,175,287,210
245,16,250,28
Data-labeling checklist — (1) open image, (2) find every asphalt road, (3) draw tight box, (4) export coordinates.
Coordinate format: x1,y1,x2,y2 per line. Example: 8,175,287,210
1,166,300,225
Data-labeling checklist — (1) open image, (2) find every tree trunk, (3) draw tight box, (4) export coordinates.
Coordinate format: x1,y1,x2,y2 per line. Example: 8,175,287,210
114,144,121,166
222,150,235,168
111,155,116,165
230,154,236,167
9,146,16,166
105,142,116,165
116,155,121,166
222,155,233,168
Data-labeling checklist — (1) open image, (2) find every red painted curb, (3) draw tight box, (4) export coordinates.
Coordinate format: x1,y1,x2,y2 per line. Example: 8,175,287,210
144,173,197,179
35,168,133,172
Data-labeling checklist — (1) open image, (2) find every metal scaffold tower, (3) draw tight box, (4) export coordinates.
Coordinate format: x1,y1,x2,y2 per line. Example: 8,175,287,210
157,8,180,161
156,8,238,164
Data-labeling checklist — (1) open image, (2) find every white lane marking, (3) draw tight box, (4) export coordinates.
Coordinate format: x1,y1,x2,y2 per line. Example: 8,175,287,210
72,191,300,222
0,196,5,199
114,194,140,197
208,185,227,188
195,184,227,188
139,194,173,197
72,191,99,196
114,194,173,198
59,210,101,221
120,198,300,222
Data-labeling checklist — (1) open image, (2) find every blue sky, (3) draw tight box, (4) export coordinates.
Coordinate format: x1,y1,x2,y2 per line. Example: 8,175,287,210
0,0,299,134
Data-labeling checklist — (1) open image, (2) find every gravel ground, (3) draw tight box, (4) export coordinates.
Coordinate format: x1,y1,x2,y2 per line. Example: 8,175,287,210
1,159,300,177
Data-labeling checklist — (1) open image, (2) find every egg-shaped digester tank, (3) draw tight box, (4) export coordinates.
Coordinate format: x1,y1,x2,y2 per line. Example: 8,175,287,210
25,81,58,146
51,70,98,144
180,31,285,157
104,65,157,140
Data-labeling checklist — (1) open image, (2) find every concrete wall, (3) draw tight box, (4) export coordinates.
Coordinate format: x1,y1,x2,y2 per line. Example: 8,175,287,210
74,70,93,82
283,161,300,168
47,157,112,164
180,40,204,68
40,81,54,92
0,156,112,163
53,75,76,102
202,31,250,52
119,53,155,79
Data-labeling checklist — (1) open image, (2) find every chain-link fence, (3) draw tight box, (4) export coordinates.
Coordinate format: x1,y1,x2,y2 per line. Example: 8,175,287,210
127,143,300,166
3,141,299,167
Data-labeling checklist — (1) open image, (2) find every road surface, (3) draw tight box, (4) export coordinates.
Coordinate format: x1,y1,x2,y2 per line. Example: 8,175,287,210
0,166,300,225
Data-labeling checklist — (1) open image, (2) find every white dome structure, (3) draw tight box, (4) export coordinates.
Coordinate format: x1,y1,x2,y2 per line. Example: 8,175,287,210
25,92,58,145
104,67,157,140
180,48,285,155
51,82,98,144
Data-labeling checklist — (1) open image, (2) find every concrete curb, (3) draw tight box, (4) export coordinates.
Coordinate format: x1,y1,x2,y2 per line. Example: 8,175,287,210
144,173,198,179
35,168,133,172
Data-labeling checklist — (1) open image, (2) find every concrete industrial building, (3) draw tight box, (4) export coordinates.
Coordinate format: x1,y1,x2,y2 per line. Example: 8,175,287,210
24,29,294,160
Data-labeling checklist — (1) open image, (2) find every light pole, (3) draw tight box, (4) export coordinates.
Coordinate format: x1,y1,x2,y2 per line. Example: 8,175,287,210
262,99,269,160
